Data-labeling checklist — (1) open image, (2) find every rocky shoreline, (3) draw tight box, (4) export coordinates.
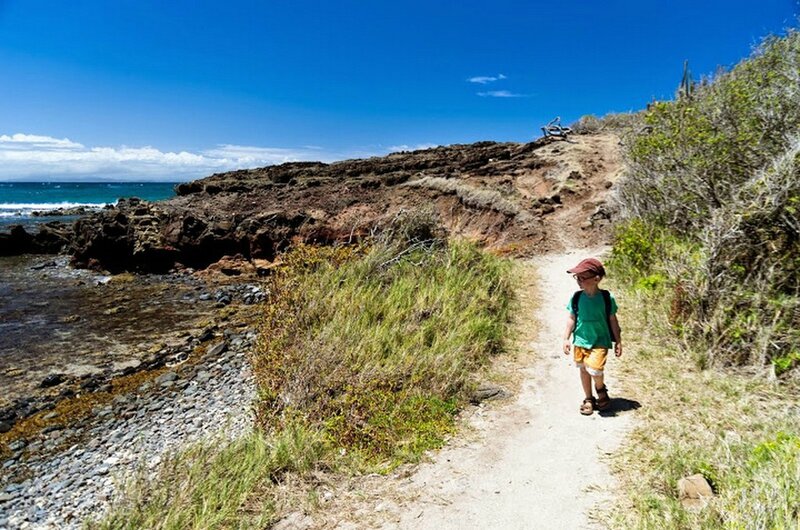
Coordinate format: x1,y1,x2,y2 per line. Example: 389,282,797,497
0,255,264,419
0,330,256,529
0,255,268,529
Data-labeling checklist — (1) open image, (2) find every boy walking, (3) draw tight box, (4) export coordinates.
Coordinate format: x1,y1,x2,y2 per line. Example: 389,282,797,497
562,258,622,415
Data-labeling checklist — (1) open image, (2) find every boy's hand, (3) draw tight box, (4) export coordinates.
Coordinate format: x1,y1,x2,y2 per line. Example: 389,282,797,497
615,342,623,357
562,339,571,355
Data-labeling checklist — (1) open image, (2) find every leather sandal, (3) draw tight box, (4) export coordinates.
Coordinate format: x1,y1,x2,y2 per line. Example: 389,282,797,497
596,386,611,410
580,397,595,415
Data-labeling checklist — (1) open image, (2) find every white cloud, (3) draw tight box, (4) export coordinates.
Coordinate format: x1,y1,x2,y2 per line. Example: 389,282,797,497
0,133,84,150
467,74,507,84
0,133,347,182
477,90,527,98
0,133,454,182
202,145,326,166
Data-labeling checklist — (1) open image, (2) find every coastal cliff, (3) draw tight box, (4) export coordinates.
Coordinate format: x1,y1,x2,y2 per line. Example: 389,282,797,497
66,134,621,272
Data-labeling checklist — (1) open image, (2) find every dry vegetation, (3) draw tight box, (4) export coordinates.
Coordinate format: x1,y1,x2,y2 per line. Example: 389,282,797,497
404,176,527,219
602,281,800,529
604,29,800,528
96,216,515,528
612,31,800,377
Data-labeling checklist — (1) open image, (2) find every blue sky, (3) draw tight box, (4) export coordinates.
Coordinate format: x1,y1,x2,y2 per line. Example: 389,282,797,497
0,0,796,181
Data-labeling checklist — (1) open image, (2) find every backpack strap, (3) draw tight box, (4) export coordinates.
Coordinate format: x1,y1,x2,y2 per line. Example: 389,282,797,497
571,290,582,316
600,289,619,342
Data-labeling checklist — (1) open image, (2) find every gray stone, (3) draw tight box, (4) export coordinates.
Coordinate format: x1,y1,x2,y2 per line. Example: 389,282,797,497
0,421,11,433
41,424,63,434
112,359,142,373
40,373,66,388
272,511,314,530
206,341,227,357
155,371,178,384
469,384,509,404
113,395,131,406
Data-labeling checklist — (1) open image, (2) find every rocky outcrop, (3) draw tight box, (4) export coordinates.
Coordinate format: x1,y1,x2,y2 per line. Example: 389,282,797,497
31,206,94,217
64,135,621,272
0,223,73,256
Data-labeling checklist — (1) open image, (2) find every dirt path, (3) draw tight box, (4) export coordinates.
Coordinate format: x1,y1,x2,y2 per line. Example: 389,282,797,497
301,136,633,529
382,249,636,529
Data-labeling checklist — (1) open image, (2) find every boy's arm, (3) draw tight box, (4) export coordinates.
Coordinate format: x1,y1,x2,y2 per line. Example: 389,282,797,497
563,312,576,355
609,314,622,357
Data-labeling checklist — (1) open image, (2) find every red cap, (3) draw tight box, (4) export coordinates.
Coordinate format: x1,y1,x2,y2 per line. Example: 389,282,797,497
567,257,605,277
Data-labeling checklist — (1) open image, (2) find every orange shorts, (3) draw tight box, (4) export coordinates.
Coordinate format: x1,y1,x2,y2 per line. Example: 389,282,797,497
573,346,608,376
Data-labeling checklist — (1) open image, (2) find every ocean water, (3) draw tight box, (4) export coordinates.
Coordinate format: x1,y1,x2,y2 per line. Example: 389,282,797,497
0,181,178,230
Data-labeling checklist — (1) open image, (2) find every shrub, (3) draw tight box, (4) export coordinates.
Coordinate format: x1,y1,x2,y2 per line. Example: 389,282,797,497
612,30,800,374
571,112,643,136
251,238,514,467
619,31,800,232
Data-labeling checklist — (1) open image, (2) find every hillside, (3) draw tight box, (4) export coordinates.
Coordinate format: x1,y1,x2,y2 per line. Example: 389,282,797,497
68,134,622,272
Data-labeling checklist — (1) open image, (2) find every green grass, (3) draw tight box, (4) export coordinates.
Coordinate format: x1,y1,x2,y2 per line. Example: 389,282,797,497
94,425,326,529
252,239,514,468
604,279,800,529
95,238,515,528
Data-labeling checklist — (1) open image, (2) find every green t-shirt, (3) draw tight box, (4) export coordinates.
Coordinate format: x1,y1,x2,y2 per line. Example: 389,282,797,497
566,291,618,349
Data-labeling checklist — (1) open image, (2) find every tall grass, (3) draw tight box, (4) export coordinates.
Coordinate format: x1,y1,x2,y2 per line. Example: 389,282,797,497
602,276,800,530
252,238,514,467
96,236,514,528
95,426,324,529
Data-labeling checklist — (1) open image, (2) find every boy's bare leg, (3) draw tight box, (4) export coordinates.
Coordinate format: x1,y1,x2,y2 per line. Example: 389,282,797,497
591,374,605,391
579,366,593,398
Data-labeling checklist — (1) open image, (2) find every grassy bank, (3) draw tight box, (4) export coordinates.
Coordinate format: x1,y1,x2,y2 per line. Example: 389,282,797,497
96,237,514,528
604,275,800,529
598,29,800,527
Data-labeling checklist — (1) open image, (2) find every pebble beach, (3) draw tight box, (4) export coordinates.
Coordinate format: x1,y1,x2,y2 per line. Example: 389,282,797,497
0,255,265,529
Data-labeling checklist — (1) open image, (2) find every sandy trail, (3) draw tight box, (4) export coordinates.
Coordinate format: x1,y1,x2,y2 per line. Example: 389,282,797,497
383,249,635,529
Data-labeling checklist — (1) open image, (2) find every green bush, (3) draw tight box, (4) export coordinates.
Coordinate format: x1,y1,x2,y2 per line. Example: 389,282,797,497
613,30,800,374
619,31,800,232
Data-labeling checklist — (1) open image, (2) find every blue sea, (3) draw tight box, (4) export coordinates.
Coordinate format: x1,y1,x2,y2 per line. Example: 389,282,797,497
0,181,178,230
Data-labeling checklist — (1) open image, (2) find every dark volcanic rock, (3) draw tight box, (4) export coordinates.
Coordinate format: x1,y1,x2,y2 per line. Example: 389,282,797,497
67,136,620,272
0,222,73,256
66,142,556,272
40,373,66,388
0,225,33,256
31,206,92,217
